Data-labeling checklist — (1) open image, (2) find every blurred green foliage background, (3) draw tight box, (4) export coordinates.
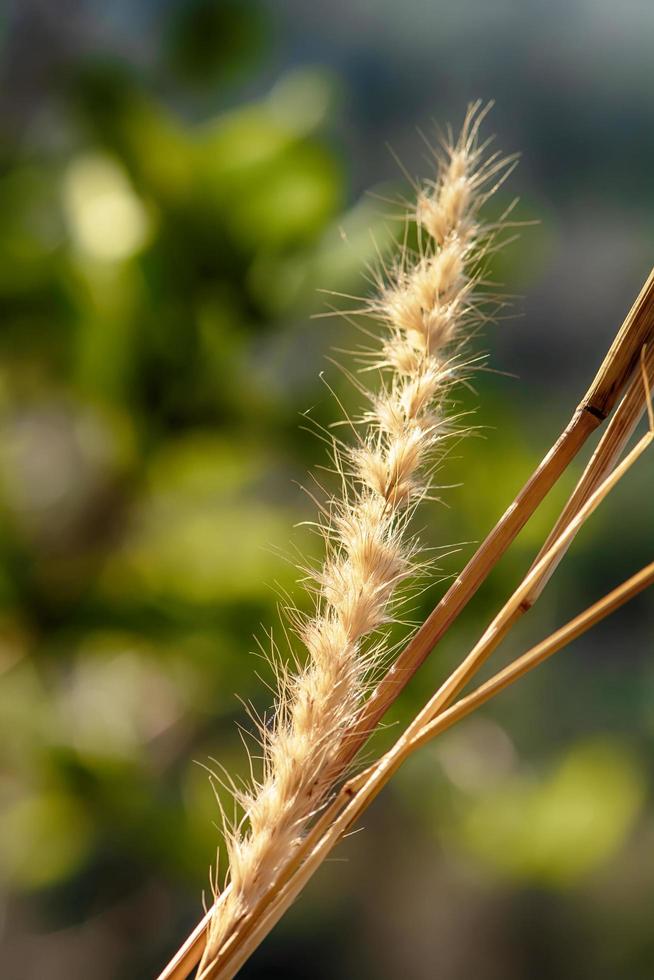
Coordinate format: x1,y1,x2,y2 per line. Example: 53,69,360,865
0,2,652,978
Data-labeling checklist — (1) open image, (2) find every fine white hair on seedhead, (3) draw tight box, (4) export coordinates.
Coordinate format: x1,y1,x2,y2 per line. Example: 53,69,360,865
201,100,517,966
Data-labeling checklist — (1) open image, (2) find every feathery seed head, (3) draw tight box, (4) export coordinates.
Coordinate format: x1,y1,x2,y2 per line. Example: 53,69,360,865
382,336,425,375
201,102,515,968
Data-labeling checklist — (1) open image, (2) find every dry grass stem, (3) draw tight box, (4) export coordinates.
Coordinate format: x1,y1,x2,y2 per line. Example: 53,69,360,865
525,342,654,604
156,153,654,980
204,553,654,980
191,379,653,979
412,346,654,684
329,267,654,786
412,559,654,749
413,426,653,730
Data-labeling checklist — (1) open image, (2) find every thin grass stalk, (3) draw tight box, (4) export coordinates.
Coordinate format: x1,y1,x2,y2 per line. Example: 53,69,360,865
412,559,654,749
331,266,654,773
207,556,654,980
195,421,653,979
524,343,654,606
424,345,654,672
414,428,653,730
156,270,654,980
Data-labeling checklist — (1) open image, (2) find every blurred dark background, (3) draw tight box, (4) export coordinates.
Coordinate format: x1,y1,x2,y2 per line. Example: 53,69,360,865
0,2,652,978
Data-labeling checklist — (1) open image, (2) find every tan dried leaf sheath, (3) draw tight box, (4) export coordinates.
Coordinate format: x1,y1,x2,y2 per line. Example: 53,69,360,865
201,103,513,968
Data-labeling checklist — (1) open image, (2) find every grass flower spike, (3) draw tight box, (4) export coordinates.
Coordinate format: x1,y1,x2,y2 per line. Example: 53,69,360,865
200,102,515,971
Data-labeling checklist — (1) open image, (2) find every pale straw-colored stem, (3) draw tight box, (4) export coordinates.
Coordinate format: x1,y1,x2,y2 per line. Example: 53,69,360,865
192,418,653,979
156,271,654,980
408,344,654,683
328,268,654,780
525,342,654,606
206,551,654,980
412,559,654,749
414,428,652,730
